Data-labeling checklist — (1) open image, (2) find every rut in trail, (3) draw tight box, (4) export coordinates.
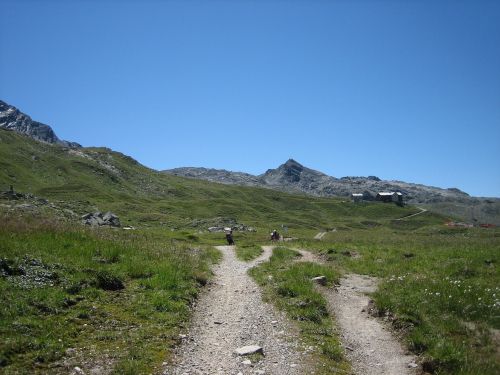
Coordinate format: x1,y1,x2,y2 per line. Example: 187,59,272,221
295,248,419,375
324,275,419,375
165,245,310,375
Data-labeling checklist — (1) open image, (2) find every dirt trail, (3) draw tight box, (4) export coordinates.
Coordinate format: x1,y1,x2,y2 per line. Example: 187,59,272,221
323,275,418,375
395,207,428,220
313,232,326,240
295,248,419,375
165,245,309,375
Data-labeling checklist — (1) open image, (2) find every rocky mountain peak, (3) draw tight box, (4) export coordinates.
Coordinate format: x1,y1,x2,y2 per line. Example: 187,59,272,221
0,100,80,148
282,158,303,170
261,158,328,186
273,159,304,182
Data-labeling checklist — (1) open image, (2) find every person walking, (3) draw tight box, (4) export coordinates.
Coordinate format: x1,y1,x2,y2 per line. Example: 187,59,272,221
226,229,234,245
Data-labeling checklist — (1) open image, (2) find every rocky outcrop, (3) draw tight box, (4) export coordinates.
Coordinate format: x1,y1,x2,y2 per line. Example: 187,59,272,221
0,100,81,148
81,212,121,227
0,185,27,200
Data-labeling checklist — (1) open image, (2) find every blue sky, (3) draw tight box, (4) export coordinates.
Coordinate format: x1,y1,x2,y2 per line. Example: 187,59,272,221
1,0,499,197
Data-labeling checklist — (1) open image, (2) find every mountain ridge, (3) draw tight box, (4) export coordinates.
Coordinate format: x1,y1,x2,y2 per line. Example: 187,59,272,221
0,100,81,148
164,160,500,225
165,158,472,200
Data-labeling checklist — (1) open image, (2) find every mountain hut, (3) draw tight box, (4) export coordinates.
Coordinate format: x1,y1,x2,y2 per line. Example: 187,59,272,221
376,192,403,205
351,193,364,202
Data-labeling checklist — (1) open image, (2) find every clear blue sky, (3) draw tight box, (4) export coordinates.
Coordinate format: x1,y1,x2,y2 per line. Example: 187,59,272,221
1,0,499,197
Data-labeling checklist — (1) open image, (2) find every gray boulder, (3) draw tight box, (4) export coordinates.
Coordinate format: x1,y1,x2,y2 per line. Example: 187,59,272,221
82,211,120,227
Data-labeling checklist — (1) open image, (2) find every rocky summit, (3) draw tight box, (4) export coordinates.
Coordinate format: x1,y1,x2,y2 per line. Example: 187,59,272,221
0,100,80,148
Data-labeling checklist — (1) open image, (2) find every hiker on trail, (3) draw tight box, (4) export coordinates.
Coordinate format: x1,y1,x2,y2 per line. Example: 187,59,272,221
226,229,234,245
270,230,279,242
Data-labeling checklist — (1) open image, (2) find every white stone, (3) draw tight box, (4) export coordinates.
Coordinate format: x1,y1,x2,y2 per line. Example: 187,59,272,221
311,276,327,285
234,345,263,356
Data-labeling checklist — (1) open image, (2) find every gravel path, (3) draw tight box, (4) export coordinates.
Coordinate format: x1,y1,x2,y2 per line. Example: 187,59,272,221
395,207,428,221
165,245,310,375
322,275,419,375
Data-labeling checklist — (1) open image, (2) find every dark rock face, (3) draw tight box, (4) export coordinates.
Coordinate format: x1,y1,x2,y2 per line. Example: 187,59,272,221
0,100,81,147
259,159,334,196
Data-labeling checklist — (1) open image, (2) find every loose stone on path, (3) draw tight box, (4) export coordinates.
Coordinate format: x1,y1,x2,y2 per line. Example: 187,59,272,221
234,345,263,356
165,245,309,375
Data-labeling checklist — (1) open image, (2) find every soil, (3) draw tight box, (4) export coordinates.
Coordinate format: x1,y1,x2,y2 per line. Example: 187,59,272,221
165,245,311,375
322,275,420,375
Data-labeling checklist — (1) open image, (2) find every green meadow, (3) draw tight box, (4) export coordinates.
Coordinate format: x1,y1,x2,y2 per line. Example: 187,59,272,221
0,217,219,374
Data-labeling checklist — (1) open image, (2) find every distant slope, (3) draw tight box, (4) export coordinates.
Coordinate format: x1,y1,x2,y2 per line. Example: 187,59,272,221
0,100,81,148
167,167,262,186
1,129,435,229
164,159,500,225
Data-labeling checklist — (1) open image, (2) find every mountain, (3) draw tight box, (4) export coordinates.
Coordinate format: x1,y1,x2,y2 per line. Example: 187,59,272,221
165,158,468,202
164,159,500,225
2,127,435,230
1,100,496,225
0,100,81,148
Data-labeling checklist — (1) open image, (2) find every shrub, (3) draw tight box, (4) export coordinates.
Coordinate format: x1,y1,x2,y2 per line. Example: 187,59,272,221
93,270,124,291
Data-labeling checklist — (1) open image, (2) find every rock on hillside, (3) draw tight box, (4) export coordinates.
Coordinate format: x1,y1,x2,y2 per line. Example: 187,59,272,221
0,100,81,148
163,159,500,225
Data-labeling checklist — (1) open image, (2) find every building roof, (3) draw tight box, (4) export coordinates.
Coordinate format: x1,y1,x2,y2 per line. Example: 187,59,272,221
377,192,403,196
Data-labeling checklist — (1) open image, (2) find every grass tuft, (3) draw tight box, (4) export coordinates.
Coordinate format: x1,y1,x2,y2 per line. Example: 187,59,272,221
234,244,263,261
